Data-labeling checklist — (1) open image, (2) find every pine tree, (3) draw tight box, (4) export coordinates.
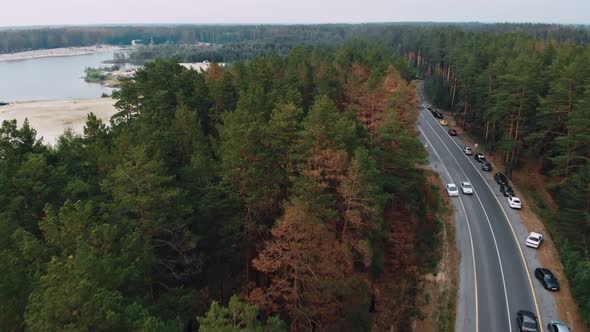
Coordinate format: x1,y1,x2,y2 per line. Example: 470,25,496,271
198,295,286,332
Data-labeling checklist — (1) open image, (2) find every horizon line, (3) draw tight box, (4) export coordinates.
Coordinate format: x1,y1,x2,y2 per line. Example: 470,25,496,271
1,21,589,30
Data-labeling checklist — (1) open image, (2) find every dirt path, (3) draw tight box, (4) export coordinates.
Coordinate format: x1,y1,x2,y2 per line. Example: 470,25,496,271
0,98,117,145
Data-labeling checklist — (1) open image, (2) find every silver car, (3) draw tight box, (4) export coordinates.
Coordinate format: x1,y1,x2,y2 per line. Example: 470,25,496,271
547,320,571,332
460,182,474,194
446,183,459,197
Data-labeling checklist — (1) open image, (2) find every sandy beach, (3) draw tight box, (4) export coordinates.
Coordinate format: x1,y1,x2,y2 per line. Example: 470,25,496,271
0,98,117,145
0,45,124,62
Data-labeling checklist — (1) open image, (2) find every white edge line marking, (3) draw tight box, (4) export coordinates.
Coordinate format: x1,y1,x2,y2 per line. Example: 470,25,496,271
418,122,479,332
419,112,512,332
418,95,544,332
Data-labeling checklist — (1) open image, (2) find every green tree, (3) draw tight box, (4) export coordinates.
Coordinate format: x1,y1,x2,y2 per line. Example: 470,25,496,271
198,295,286,332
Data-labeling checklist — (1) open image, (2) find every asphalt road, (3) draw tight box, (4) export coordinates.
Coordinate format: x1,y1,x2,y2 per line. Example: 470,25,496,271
415,89,559,332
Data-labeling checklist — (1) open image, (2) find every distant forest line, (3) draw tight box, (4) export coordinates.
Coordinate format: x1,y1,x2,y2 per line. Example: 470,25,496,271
1,23,590,55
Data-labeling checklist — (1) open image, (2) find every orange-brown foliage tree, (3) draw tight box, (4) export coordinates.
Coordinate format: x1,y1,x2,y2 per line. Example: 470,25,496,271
250,198,353,330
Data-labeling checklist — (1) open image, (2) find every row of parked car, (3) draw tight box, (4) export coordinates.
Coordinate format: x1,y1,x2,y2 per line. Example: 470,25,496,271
428,105,569,332
429,106,459,137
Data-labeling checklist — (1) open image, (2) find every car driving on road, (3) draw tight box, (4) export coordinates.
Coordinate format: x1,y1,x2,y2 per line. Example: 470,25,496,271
526,232,544,248
517,310,539,332
474,153,485,162
507,196,522,209
547,320,571,332
460,182,473,194
534,268,560,291
494,172,508,185
446,183,459,197
464,146,473,155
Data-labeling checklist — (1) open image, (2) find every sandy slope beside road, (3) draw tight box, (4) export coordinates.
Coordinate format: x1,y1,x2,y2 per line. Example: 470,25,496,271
0,98,117,145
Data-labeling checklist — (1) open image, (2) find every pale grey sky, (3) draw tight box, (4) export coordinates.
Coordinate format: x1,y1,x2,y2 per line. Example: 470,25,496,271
3,0,589,27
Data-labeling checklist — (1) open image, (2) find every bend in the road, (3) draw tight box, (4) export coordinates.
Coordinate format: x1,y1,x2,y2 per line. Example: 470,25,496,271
419,115,512,331
418,104,544,331
418,123,479,332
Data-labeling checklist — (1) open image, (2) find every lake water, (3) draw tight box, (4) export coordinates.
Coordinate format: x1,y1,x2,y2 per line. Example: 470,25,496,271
0,51,119,102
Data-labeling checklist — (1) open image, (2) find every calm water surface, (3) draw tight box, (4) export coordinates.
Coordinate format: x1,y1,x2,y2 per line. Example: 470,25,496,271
0,51,118,102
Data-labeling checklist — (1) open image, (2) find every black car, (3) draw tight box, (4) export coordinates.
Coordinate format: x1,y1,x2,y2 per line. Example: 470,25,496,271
474,153,485,162
482,161,492,171
500,184,515,197
435,111,444,119
494,172,508,185
516,310,539,332
427,105,433,111
535,268,560,291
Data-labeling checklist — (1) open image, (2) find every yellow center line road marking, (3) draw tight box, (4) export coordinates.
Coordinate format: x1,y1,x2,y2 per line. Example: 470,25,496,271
417,94,544,332
418,123,479,332
419,113,513,332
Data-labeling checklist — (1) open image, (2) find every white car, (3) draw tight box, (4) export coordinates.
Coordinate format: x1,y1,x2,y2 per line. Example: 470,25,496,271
507,196,522,209
526,232,544,248
446,183,459,197
464,146,473,155
460,182,474,194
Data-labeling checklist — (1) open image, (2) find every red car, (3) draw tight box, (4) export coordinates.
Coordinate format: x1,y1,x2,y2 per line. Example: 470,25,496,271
448,129,458,136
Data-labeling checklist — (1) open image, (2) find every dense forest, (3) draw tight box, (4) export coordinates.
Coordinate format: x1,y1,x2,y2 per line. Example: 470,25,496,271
0,42,446,331
412,30,590,324
1,23,590,55
107,26,590,325
3,22,590,329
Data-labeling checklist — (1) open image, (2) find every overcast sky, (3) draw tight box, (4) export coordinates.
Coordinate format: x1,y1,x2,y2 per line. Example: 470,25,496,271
3,0,589,27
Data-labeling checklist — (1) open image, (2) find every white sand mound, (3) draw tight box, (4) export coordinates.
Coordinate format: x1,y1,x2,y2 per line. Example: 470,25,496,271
0,98,117,145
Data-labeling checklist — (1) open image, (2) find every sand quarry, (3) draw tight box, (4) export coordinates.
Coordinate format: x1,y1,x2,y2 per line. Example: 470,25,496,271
0,45,123,62
0,98,117,146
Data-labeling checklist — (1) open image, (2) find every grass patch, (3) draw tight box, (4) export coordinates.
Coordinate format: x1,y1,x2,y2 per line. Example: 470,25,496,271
84,67,113,83
436,287,456,332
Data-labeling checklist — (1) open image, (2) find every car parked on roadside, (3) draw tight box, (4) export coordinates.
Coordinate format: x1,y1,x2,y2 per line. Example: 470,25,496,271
434,111,444,119
439,119,448,126
534,268,560,291
464,146,473,155
474,153,485,162
460,182,474,194
508,196,522,209
494,172,508,185
446,183,459,197
517,310,539,332
448,128,458,136
482,161,492,171
526,232,543,248
547,320,571,332
427,105,433,111
500,184,515,197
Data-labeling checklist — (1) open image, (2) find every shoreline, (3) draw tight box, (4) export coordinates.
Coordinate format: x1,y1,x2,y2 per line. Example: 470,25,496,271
0,45,126,62
0,97,117,145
